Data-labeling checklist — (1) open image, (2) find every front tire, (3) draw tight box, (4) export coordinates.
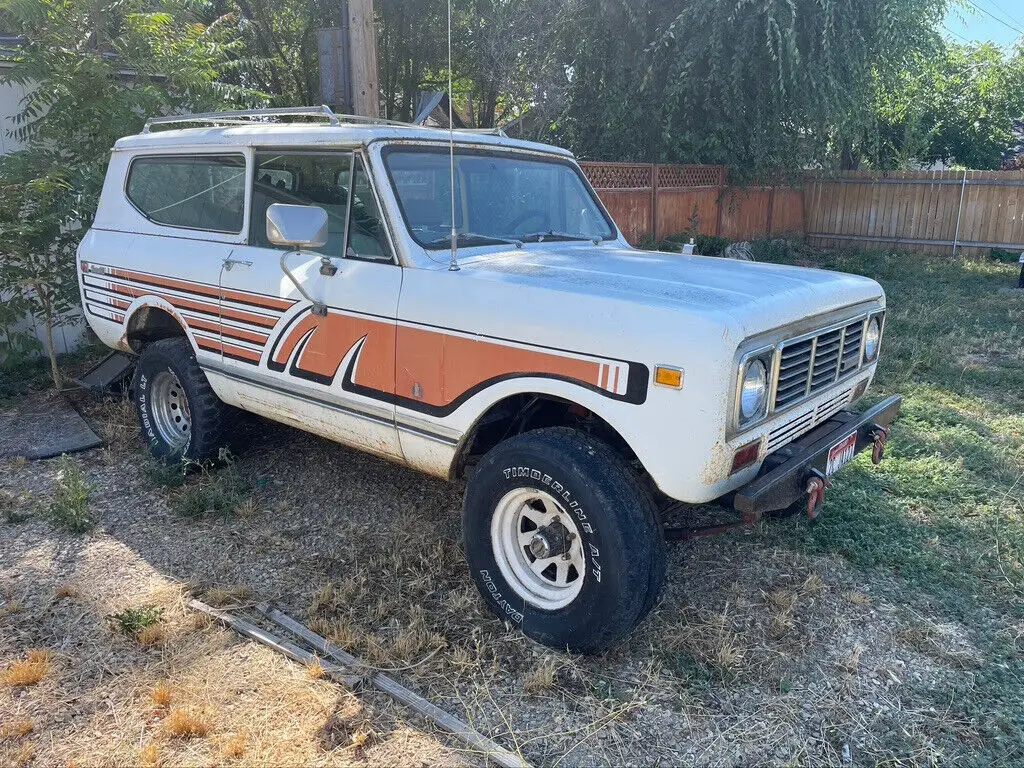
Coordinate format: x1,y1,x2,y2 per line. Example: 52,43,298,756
463,427,666,653
132,338,233,462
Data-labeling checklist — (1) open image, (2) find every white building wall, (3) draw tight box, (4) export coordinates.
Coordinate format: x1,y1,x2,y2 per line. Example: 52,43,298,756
0,69,87,361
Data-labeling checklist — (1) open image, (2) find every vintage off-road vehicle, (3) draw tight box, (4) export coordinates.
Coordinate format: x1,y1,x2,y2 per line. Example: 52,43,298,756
78,107,900,652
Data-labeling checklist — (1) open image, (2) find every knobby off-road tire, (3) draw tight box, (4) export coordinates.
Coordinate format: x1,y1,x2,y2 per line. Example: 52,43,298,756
463,427,667,653
132,338,233,463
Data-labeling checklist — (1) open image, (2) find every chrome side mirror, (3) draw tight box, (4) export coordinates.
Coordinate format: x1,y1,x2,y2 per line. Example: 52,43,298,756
268,204,331,316
266,203,329,249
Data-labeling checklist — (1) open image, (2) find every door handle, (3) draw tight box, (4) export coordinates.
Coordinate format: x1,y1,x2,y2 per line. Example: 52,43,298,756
223,256,253,271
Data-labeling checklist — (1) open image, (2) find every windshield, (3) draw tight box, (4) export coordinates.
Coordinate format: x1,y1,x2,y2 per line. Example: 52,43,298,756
384,147,616,249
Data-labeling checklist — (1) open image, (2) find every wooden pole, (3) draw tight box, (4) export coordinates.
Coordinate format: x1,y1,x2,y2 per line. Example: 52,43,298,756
347,0,380,118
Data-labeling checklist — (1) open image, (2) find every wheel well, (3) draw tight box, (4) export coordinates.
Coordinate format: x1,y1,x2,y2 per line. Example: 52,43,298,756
126,306,187,352
453,394,640,479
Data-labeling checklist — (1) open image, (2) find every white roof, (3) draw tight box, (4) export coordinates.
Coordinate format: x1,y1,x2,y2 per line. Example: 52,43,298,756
113,122,575,157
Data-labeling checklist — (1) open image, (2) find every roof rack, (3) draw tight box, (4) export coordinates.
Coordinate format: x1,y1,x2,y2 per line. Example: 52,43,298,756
141,105,423,134
141,104,515,137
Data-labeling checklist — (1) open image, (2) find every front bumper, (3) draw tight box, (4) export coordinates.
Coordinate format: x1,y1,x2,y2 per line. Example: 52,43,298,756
731,395,902,516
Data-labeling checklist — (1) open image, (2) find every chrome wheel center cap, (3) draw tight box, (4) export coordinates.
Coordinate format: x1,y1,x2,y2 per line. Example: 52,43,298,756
528,533,552,559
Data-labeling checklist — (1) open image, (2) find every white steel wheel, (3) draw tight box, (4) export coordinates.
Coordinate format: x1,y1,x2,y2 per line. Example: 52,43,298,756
149,369,192,450
490,488,586,610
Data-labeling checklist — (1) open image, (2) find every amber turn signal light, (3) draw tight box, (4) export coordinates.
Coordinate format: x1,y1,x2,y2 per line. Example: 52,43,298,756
654,366,683,388
730,439,762,475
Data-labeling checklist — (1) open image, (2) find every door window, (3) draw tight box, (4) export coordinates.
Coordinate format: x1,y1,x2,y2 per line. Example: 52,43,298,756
250,151,392,262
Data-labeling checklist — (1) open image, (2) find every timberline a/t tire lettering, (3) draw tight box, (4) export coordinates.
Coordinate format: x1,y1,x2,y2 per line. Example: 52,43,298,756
500,465,601,582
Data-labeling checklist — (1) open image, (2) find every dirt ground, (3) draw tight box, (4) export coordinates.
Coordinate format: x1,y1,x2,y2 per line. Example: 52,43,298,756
1,385,1002,768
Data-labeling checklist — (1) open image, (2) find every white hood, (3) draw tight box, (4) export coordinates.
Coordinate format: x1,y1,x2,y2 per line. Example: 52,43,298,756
460,246,884,338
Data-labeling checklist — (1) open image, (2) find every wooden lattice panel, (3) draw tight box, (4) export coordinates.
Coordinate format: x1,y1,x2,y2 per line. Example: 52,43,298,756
580,163,654,189
656,165,728,188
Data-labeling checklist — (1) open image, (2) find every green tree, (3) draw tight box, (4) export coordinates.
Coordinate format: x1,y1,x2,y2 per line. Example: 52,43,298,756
875,42,1024,170
550,0,948,172
0,0,257,385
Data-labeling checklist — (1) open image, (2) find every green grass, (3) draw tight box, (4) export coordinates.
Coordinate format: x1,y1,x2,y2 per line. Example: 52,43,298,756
756,245,1024,765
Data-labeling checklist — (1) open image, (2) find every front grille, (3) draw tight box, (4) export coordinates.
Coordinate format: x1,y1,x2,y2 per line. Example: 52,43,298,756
766,388,852,453
773,319,866,411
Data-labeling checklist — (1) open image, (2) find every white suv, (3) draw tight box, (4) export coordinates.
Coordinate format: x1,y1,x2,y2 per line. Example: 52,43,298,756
78,107,900,652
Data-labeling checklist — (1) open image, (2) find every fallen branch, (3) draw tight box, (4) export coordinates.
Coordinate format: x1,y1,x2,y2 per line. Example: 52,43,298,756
255,603,531,768
188,599,359,688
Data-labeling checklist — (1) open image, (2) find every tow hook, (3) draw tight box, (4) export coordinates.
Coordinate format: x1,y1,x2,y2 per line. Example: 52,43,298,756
870,426,889,465
806,469,829,519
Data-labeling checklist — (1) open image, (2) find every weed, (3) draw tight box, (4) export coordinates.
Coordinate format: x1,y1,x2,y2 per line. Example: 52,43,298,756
222,733,246,759
107,605,163,637
169,459,251,519
139,743,161,767
150,682,174,708
54,584,78,599
1,650,51,687
137,625,167,648
4,509,33,524
164,709,210,739
44,455,92,533
11,741,35,767
307,657,327,680
0,720,34,740
524,658,558,693
145,460,187,489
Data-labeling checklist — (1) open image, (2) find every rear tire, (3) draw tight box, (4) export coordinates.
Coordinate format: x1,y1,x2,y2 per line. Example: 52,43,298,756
463,427,666,653
132,338,233,463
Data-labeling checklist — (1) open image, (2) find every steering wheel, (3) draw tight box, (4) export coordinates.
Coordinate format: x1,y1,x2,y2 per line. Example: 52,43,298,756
506,209,550,234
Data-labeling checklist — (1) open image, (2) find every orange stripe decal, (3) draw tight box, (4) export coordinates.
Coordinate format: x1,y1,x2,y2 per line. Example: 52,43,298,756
111,268,294,312
195,336,261,362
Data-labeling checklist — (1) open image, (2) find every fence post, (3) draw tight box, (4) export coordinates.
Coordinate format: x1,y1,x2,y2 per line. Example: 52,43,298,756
952,169,968,258
766,186,776,238
651,164,659,243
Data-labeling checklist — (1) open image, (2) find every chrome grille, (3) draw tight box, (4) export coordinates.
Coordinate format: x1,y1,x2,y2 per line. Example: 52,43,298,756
766,388,852,453
773,319,866,411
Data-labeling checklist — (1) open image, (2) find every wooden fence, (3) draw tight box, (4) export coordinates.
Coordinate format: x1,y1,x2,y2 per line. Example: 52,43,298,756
806,170,1024,259
580,162,804,245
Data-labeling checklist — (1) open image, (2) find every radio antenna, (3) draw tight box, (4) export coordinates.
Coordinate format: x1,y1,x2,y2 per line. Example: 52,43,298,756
446,0,459,272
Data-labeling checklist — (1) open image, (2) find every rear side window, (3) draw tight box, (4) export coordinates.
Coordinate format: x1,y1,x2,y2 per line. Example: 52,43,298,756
126,154,246,233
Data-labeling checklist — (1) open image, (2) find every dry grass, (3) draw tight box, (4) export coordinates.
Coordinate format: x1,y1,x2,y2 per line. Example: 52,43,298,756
523,658,558,693
221,733,246,759
150,682,174,709
55,583,79,599
1,650,51,687
137,625,168,649
163,709,211,739
842,643,867,674
139,742,161,767
94,394,139,454
844,590,872,607
204,584,253,608
306,656,327,680
11,742,35,767
0,720,34,740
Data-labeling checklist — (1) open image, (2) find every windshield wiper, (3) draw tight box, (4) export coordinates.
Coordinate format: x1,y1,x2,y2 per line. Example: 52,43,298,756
423,232,522,249
519,231,598,243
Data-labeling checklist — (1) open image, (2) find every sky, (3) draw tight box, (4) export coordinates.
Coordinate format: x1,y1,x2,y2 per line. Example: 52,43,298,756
944,0,1024,48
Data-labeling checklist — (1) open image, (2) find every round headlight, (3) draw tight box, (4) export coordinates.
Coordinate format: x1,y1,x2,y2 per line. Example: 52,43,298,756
740,360,768,421
864,317,882,361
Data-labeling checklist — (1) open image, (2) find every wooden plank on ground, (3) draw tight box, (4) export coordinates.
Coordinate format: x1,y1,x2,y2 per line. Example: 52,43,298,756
255,604,532,768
